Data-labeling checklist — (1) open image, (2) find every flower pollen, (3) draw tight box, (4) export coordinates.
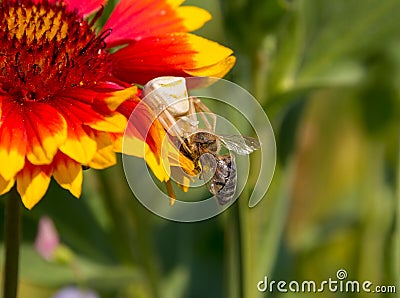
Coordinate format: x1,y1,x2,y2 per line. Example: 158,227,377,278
0,1,111,104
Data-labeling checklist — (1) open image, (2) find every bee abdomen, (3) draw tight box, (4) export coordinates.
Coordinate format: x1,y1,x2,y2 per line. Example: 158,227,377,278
214,154,237,205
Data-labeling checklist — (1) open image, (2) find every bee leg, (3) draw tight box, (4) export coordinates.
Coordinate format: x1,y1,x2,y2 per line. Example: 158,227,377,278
165,179,176,206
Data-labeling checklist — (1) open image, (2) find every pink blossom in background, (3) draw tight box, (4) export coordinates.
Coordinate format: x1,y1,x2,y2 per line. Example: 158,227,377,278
34,216,60,261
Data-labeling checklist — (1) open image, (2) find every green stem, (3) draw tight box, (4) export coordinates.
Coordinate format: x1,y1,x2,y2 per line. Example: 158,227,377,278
96,169,136,264
224,203,243,298
2,189,21,298
97,167,160,298
396,129,400,296
238,188,252,298
251,50,268,104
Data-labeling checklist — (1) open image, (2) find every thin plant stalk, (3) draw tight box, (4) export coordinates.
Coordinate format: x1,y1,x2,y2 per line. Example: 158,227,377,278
2,189,21,298
224,203,243,298
396,128,400,297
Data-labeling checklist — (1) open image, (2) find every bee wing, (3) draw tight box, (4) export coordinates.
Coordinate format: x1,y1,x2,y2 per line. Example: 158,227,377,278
199,153,217,188
219,135,261,155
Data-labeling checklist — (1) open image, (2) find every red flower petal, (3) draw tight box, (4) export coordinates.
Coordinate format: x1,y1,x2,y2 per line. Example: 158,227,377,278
111,33,234,84
64,0,107,16
53,95,109,127
6,0,57,4
56,98,125,134
56,85,123,114
24,103,67,165
0,98,27,180
104,0,186,47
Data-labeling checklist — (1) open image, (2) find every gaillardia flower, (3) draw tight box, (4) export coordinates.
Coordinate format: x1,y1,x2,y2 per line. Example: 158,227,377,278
0,0,235,209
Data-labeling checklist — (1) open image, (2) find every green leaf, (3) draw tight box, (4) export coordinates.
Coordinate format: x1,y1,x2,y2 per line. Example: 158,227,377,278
2,244,142,289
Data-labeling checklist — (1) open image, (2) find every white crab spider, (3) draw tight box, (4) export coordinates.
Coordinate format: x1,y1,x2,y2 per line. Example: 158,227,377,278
142,76,216,204
143,76,216,142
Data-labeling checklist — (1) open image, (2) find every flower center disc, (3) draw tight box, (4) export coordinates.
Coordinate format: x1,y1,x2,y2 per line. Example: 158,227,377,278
0,1,111,103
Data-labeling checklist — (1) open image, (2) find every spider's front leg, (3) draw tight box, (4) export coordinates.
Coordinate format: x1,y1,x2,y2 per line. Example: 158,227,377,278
192,96,217,132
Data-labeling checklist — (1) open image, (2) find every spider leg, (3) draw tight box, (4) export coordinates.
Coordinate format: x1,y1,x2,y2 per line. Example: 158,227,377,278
157,109,192,153
192,97,216,132
188,96,198,123
165,179,176,206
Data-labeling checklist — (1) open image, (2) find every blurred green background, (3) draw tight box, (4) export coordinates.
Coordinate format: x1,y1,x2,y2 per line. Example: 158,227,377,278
1,0,399,297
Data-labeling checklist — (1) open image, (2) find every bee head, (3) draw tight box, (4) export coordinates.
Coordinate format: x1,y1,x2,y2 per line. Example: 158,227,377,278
190,131,219,154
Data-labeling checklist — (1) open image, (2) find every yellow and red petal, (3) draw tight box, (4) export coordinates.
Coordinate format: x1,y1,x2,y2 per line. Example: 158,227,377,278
120,131,170,182
185,56,237,78
24,103,67,165
53,94,126,133
0,99,27,180
101,86,139,111
59,123,97,165
120,133,145,157
175,6,211,32
17,162,52,210
53,103,96,163
111,33,235,84
144,135,197,183
58,84,137,114
117,96,196,183
144,140,171,182
121,127,195,183
110,132,123,153
119,122,170,182
87,113,126,133
0,175,15,196
117,99,164,158
53,96,108,126
104,0,210,47
87,131,116,169
166,0,184,6
53,152,83,198
147,153,169,182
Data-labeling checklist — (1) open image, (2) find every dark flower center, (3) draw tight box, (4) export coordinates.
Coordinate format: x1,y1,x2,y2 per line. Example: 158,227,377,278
0,0,112,103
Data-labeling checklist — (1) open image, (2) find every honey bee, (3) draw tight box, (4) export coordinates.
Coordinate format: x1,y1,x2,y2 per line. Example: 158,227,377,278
143,77,260,205
180,131,260,204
